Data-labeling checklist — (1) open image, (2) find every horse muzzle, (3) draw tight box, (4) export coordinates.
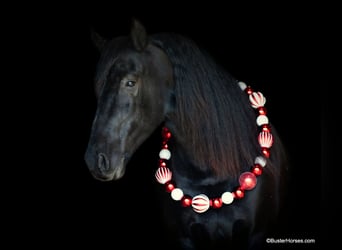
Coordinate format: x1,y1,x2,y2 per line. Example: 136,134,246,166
85,150,127,181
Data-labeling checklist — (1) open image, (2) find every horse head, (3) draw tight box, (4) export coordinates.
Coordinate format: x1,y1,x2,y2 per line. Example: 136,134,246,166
85,19,174,181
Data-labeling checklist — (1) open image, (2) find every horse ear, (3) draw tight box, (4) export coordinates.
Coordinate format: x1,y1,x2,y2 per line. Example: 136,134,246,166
90,27,107,51
130,18,148,51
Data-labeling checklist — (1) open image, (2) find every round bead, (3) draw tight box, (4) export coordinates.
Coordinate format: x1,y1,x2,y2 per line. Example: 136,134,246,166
238,81,247,90
159,160,167,167
239,172,257,190
234,188,245,199
261,124,271,133
162,127,171,139
256,115,269,126
252,164,263,176
192,194,210,213
165,181,175,192
255,156,267,167
171,188,184,201
165,132,172,139
211,198,223,209
262,148,270,158
221,192,234,204
181,195,192,207
258,107,267,115
245,86,253,95
159,148,171,160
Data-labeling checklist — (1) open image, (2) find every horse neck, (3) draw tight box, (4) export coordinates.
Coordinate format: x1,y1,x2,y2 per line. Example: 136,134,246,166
164,121,237,195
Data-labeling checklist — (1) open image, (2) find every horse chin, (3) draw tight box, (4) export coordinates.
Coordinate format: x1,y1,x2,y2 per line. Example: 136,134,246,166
92,165,126,181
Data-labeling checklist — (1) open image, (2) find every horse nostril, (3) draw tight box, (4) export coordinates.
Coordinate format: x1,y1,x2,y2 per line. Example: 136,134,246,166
97,153,109,173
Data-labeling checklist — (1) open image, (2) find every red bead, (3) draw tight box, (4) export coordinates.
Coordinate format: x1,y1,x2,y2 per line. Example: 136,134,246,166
159,160,167,167
262,148,270,158
181,195,192,207
239,172,257,190
252,164,263,176
234,188,245,199
162,127,172,140
245,86,253,95
211,198,223,209
165,181,175,192
258,107,267,115
261,124,271,133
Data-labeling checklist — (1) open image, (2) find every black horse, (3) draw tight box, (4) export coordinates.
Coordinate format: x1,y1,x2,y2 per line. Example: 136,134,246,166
85,19,288,250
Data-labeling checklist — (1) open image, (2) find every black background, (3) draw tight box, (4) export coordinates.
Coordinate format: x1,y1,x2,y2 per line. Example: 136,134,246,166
5,3,337,249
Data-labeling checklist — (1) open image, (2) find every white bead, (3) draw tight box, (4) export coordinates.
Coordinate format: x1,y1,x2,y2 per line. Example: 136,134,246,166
256,115,269,126
171,188,184,201
159,149,171,160
255,156,267,167
192,194,210,213
221,192,234,204
238,81,247,90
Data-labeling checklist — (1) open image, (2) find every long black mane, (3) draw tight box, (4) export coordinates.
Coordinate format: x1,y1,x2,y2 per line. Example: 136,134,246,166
151,33,281,180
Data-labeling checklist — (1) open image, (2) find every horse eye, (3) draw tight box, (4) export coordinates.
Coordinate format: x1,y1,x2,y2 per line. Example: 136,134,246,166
125,80,136,87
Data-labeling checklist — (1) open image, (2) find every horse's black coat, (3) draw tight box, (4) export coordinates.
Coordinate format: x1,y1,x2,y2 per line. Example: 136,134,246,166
84,19,288,250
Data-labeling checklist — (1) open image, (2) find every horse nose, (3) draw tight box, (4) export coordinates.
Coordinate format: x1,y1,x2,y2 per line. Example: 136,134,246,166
85,147,126,181
97,153,110,173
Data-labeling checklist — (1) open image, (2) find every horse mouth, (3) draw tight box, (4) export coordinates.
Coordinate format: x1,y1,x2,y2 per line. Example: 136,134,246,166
92,169,125,181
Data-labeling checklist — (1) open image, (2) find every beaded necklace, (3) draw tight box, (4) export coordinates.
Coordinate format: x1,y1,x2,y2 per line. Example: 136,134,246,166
155,82,273,213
